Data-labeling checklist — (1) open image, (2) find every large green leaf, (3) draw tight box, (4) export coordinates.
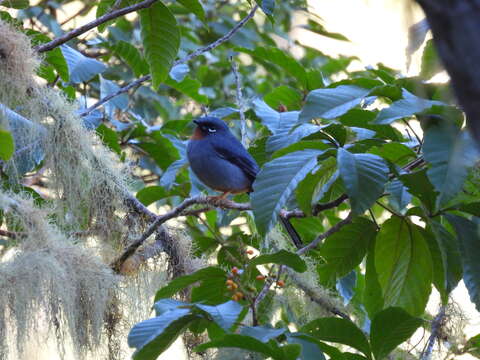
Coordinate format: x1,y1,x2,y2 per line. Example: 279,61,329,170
112,40,149,77
195,301,243,331
140,1,180,88
399,169,438,213
318,217,377,286
375,89,443,124
61,45,106,83
237,46,307,88
337,148,388,215
286,334,326,360
264,85,303,111
177,0,205,20
154,267,226,301
364,238,384,319
445,215,480,311
195,334,299,360
136,186,168,206
128,308,196,360
165,76,209,103
375,217,432,316
252,149,324,235
426,221,462,303
0,129,14,161
129,307,188,351
302,317,371,359
299,85,370,123
240,326,286,343
249,249,307,272
423,124,478,207
370,307,423,360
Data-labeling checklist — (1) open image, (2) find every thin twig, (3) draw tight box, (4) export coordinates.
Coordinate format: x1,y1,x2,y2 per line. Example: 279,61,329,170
35,0,159,53
297,212,353,255
230,56,247,146
312,194,348,216
0,229,18,239
79,5,259,117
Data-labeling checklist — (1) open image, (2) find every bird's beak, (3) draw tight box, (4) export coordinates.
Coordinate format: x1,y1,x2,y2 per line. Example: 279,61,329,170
193,119,200,125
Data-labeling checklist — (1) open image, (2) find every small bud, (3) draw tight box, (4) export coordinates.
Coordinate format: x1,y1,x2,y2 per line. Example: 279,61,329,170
256,275,266,281
231,267,239,275
246,249,254,255
232,294,239,301
234,291,244,299
226,279,234,286
277,280,285,287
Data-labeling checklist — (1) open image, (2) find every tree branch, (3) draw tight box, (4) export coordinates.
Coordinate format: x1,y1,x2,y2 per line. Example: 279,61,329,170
35,0,159,53
79,5,259,117
297,212,353,255
111,195,251,272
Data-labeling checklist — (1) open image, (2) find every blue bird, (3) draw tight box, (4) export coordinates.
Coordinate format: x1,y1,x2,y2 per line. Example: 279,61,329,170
187,116,259,197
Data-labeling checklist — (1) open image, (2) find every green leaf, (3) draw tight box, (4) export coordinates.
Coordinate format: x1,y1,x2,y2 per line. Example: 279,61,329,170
386,180,412,213
177,0,205,20
364,238,384,319
249,249,307,272
399,169,438,213
299,85,370,123
61,45,106,83
237,46,307,88
128,309,196,360
445,215,480,312
240,326,286,342
195,301,243,331
420,39,443,79
140,1,180,88
287,334,326,360
136,186,168,206
112,40,149,77
96,124,121,155
0,129,14,161
195,334,297,360
302,19,349,41
26,30,69,82
337,148,388,215
302,317,371,359
264,85,303,111
155,267,226,301
375,89,443,124
426,221,462,303
375,217,432,316
423,124,478,207
370,307,423,360
1,0,29,9
255,0,275,16
318,218,377,286
252,149,324,235
165,76,209,103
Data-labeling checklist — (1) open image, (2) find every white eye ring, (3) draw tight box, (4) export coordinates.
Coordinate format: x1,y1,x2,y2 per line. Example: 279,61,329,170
208,127,216,133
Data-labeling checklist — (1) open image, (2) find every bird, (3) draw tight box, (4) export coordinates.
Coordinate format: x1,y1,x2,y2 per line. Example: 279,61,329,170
187,116,259,198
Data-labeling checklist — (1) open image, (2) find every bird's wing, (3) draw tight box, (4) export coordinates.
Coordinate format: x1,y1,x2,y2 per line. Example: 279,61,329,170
210,135,259,182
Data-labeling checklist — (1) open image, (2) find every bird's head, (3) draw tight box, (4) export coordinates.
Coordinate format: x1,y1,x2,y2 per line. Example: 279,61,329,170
191,116,230,139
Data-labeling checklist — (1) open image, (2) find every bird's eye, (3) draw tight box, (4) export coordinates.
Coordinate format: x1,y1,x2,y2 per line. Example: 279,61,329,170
207,127,216,133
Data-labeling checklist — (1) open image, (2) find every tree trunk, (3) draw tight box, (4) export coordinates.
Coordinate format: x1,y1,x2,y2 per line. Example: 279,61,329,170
416,0,480,144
